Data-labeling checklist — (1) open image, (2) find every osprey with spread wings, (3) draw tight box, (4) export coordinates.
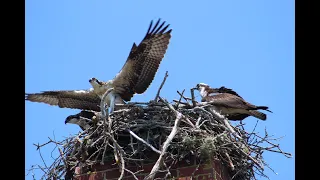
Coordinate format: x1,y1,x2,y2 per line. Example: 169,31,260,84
26,19,172,112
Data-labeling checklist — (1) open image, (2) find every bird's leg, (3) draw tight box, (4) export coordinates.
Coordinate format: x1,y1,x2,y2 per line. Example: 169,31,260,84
108,93,116,114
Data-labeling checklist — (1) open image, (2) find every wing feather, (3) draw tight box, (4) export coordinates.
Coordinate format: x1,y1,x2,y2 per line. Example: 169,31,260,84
226,113,250,121
205,93,259,110
112,19,172,101
217,86,243,99
25,90,101,111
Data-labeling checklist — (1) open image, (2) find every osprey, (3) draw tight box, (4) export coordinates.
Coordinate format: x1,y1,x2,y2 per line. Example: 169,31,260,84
26,18,172,113
65,111,102,131
194,83,272,121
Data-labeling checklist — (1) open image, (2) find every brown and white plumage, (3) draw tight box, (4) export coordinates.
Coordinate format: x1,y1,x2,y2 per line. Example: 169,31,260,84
108,19,171,99
26,19,172,113
195,83,272,121
26,19,172,111
25,90,102,111
215,86,243,99
89,18,172,112
65,110,102,131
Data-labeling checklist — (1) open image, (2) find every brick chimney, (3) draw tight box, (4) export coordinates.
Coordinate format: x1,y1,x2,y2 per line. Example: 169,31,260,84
73,158,232,180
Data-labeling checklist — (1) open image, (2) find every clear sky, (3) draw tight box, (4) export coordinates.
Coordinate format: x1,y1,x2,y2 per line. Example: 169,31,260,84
25,1,294,179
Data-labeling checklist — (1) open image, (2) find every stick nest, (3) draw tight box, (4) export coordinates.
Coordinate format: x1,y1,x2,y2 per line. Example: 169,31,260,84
27,73,292,180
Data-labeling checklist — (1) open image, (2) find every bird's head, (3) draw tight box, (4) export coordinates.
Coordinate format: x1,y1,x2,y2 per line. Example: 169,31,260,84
65,114,80,125
89,77,104,86
194,83,210,91
194,83,213,98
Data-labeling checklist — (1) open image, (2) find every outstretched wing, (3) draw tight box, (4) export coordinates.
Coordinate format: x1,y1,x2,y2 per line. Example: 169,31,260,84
112,18,172,101
25,90,101,111
205,93,259,110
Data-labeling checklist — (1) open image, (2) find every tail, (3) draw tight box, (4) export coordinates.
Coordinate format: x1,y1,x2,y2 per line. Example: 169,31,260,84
248,110,267,120
256,106,273,113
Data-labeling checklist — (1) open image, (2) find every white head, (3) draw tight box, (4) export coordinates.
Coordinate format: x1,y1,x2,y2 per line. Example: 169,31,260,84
89,78,114,90
89,77,103,89
194,83,210,98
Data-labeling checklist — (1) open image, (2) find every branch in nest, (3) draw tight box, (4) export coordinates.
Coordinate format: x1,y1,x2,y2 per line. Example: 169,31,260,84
154,71,169,101
208,108,242,140
127,129,161,154
109,134,126,180
176,90,192,107
173,100,192,109
58,147,67,167
190,88,197,107
145,97,184,180
224,152,235,171
174,89,185,109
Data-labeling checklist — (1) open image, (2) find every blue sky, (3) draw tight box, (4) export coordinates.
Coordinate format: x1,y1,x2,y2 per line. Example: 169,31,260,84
25,1,294,179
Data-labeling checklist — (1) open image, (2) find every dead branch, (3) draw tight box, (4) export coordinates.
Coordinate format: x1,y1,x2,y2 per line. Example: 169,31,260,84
154,71,169,101
128,129,161,154
174,89,185,109
190,88,197,107
145,98,183,180
177,90,192,107
208,108,242,140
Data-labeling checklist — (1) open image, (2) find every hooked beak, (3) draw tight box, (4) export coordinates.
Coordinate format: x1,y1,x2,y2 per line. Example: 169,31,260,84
65,118,70,124
89,78,103,85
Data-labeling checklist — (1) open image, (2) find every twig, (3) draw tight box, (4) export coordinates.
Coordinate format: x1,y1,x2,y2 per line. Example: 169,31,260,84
58,147,67,167
176,91,192,107
224,152,235,171
174,89,185,109
154,71,169,101
173,100,192,108
145,98,183,180
127,129,161,154
208,108,242,140
37,148,48,171
109,134,126,180
33,140,54,150
264,148,292,158
232,142,264,170
101,137,110,165
190,88,197,107
124,168,141,180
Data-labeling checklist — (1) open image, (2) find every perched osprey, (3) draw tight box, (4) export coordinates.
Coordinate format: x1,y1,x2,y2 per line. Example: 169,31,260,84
65,111,102,131
195,83,272,121
26,18,172,113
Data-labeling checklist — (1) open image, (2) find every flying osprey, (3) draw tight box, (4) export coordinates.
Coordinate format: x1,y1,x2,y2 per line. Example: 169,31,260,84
65,111,101,131
26,18,172,113
194,83,272,121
